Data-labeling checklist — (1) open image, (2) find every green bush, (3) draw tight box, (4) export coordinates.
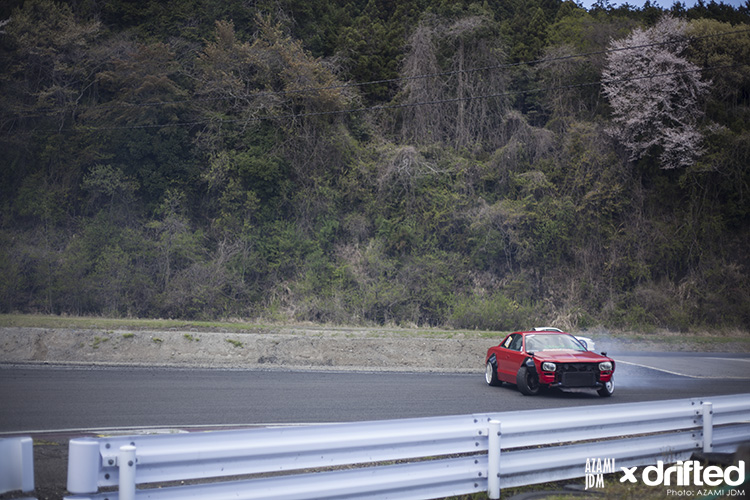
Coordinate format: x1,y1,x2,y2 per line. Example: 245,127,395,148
449,293,537,332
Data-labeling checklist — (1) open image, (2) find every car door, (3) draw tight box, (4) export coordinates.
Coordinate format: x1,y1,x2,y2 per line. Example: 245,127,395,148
496,333,524,382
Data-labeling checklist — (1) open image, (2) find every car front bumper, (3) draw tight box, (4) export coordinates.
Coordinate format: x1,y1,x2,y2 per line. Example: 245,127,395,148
539,370,613,388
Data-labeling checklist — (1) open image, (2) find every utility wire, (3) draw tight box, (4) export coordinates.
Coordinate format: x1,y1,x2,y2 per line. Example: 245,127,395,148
88,25,750,108
83,61,747,130
7,26,750,129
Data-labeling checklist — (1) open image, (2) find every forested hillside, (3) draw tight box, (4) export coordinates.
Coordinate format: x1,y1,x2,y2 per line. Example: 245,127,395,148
1,0,749,331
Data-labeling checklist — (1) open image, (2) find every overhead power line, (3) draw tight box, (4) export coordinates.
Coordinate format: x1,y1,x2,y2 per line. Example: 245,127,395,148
84,61,747,131
7,26,750,129
92,25,750,109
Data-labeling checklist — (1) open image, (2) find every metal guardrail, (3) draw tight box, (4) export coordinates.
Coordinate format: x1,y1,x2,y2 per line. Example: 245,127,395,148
63,394,750,500
0,436,34,495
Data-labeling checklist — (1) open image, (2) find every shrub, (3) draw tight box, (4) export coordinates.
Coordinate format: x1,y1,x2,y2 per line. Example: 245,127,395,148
449,293,537,331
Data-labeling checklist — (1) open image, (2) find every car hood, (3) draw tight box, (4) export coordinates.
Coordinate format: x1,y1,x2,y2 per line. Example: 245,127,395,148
531,351,609,363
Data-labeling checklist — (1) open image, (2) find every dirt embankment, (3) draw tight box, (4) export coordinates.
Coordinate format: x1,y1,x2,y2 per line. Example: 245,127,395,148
2,326,748,373
0,326,492,372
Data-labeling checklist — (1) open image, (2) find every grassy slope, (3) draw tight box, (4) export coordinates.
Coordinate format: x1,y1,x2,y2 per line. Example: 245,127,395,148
1,314,748,351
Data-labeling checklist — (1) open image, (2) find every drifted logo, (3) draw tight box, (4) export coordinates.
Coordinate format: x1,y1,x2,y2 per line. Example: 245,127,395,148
619,460,745,487
585,458,746,490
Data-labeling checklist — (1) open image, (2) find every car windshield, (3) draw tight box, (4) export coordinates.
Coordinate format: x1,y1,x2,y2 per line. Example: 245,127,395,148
525,334,586,352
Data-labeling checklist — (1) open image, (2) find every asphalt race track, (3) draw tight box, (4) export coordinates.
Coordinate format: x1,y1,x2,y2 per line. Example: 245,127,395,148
1,352,749,433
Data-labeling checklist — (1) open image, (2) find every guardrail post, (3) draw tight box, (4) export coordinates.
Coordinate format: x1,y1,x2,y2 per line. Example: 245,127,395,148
488,419,501,500
702,402,713,453
67,437,100,494
119,445,137,500
0,436,34,494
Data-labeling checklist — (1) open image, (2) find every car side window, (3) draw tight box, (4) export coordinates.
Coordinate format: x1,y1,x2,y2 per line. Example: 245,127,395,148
502,336,514,349
508,334,523,351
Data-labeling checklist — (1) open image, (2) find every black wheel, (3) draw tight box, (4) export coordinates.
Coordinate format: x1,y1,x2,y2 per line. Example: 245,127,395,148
598,376,614,397
485,361,502,387
516,366,541,396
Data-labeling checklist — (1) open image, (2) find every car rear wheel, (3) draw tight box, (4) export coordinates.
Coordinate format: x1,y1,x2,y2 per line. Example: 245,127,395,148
598,377,614,397
516,366,541,396
485,361,502,386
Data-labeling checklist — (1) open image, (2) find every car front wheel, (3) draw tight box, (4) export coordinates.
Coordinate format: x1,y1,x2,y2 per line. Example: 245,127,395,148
485,361,502,386
598,376,614,397
516,366,541,396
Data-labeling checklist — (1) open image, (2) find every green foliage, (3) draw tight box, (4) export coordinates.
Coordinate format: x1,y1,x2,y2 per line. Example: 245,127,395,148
1,1,748,332
226,338,244,348
686,19,750,130
91,335,109,349
449,293,537,331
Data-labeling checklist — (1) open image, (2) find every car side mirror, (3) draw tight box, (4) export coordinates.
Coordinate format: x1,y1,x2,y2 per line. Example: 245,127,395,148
600,351,607,356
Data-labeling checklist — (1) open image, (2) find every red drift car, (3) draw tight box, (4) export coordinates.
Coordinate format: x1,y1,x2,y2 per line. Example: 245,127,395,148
485,329,615,397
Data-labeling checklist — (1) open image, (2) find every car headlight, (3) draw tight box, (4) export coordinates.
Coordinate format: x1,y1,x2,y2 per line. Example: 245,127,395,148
599,361,613,372
541,362,556,372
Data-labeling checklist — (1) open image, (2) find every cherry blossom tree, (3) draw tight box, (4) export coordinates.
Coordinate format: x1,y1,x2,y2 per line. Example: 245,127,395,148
601,15,710,169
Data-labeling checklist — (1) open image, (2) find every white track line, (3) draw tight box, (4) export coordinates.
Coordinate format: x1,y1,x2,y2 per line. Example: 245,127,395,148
616,359,702,378
616,358,750,379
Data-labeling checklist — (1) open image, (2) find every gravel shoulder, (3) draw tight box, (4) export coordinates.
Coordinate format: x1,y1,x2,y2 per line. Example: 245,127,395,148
1,325,749,373
0,326,492,372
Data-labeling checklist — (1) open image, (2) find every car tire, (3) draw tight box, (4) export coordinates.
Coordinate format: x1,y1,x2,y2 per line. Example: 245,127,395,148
598,377,614,397
485,361,502,387
516,366,541,396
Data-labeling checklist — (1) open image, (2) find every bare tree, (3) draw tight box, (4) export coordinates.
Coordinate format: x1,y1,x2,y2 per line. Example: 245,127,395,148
377,145,441,203
445,16,508,151
400,17,446,145
399,14,508,151
538,44,592,123
601,15,709,169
